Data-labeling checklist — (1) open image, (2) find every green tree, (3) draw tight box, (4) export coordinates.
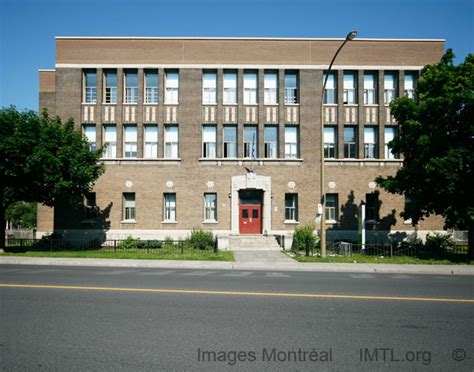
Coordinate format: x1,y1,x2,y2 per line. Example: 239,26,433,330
5,202,37,229
0,107,104,247
376,50,474,257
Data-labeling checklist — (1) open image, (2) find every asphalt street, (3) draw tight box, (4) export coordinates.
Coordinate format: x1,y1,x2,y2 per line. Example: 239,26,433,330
1,264,473,371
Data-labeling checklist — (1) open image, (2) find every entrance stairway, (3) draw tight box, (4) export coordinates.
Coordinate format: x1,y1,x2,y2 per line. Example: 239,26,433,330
228,235,281,251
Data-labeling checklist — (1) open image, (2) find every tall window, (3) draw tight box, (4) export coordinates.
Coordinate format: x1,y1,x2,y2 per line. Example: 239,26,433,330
243,126,258,158
124,70,138,104
363,72,377,105
365,193,379,221
103,71,117,104
84,192,97,220
284,126,299,158
202,71,217,104
324,127,337,159
165,70,179,104
223,71,237,104
223,126,237,158
202,126,217,158
325,194,338,222
264,126,278,158
404,72,416,99
384,72,397,104
384,127,397,159
285,194,298,221
123,125,137,158
83,70,96,103
204,193,217,221
123,193,136,221
243,71,258,105
284,71,299,104
103,125,117,158
145,70,158,104
323,71,337,104
83,125,96,152
343,72,357,104
343,127,357,159
164,193,176,222
364,127,377,159
144,125,158,158
164,125,179,158
264,71,278,105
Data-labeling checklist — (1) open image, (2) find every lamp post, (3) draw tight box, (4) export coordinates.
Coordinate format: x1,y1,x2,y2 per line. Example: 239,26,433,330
320,30,357,257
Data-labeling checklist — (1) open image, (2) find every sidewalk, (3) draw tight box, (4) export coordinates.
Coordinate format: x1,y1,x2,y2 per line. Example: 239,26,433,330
1,255,473,275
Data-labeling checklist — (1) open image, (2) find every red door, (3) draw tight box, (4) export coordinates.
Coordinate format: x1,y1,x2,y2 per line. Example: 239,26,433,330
239,205,262,234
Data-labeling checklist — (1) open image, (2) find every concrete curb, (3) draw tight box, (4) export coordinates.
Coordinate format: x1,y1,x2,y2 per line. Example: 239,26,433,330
0,256,473,275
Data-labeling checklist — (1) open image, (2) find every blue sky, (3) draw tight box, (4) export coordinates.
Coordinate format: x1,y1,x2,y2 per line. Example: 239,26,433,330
0,0,472,111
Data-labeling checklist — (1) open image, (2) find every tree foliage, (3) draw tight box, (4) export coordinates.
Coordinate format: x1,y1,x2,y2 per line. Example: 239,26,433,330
5,202,37,229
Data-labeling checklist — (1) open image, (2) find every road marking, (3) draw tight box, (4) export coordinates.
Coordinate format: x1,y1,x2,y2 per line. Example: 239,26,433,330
266,272,290,278
349,274,375,279
222,271,253,277
0,284,473,303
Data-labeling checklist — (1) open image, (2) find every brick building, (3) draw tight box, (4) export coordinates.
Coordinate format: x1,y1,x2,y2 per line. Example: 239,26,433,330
37,36,445,247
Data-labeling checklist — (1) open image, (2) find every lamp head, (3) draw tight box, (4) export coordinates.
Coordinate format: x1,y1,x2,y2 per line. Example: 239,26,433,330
346,31,358,41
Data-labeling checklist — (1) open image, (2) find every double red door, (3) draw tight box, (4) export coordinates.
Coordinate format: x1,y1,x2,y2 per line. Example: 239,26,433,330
239,205,262,234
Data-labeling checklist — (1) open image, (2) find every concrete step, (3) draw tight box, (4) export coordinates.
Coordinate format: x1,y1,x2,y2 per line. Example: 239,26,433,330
229,235,282,251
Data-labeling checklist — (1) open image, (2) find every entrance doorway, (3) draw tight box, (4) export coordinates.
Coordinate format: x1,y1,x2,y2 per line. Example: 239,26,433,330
239,190,262,234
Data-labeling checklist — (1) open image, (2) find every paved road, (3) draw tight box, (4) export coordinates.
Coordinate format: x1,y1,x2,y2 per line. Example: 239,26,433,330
1,265,473,371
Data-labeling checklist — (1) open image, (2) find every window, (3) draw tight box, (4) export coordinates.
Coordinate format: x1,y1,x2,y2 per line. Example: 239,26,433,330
284,71,299,104
123,125,137,158
365,193,379,221
202,126,217,158
164,193,176,221
404,72,416,99
124,70,138,104
83,70,96,103
364,127,377,159
144,125,158,158
243,71,258,105
83,125,96,152
84,192,97,220
243,126,258,158
404,196,413,224
202,70,217,104
325,194,338,222
104,71,117,104
343,72,357,104
363,72,377,105
284,126,299,158
103,125,116,158
384,127,398,159
223,71,237,104
204,193,217,221
145,70,158,104
324,127,337,159
164,125,179,158
264,71,278,105
285,194,298,221
223,126,237,158
264,126,278,158
123,193,136,221
323,71,337,104
384,72,397,104
343,127,357,159
165,70,179,104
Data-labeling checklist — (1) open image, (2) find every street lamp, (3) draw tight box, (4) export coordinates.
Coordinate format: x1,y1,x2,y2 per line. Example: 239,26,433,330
320,30,357,257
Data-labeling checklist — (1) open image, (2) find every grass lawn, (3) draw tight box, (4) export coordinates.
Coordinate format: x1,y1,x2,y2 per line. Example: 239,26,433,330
1,250,235,261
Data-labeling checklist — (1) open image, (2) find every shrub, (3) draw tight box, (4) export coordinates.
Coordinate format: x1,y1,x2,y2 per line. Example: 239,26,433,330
424,233,455,252
292,224,318,251
187,229,215,250
117,236,141,249
163,236,175,250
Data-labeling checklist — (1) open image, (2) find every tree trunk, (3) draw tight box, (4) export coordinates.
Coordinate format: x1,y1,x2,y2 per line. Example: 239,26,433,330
468,221,474,259
0,206,5,249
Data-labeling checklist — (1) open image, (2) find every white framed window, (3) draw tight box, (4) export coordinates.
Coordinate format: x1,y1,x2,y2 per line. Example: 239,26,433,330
264,71,278,105
285,193,298,221
103,71,117,104
123,193,136,221
164,125,179,158
223,126,237,158
165,70,179,104
404,72,416,99
364,127,377,159
83,70,96,103
384,72,397,104
144,70,158,104
82,125,96,152
164,193,176,222
323,71,337,104
284,126,298,158
223,71,237,104
343,72,357,104
243,126,258,158
103,125,116,158
343,126,357,159
264,126,278,158
324,127,336,159
325,194,338,222
284,71,299,104
144,125,158,158
364,72,377,105
384,127,397,159
243,71,258,105
202,71,217,104
202,125,217,158
124,71,138,104
123,125,137,158
204,193,217,221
